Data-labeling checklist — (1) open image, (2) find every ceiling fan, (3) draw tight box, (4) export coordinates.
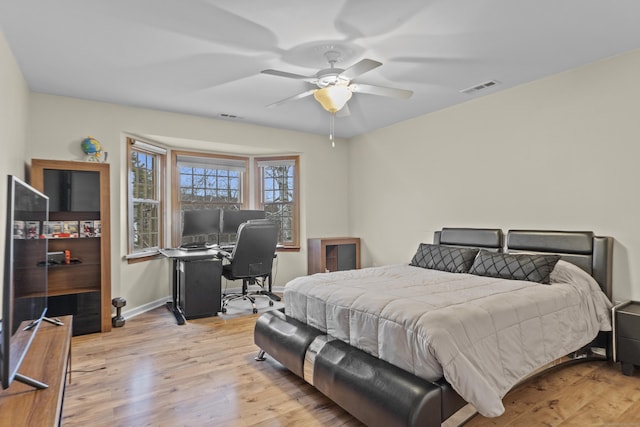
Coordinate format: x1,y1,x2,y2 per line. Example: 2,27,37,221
261,50,413,115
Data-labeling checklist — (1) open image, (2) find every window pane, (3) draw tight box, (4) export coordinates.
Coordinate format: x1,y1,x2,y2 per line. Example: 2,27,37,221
259,159,298,246
132,201,159,251
131,152,156,200
128,140,164,256
177,157,246,246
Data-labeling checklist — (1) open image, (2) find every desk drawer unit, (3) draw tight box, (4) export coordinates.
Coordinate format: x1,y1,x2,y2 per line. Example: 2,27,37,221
613,301,640,376
179,259,222,319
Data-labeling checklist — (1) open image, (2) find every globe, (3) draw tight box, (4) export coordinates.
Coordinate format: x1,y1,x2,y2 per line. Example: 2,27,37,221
81,136,101,155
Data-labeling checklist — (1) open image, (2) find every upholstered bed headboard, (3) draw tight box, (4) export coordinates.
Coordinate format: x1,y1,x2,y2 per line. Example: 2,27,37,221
432,228,613,299
433,227,503,252
506,230,613,299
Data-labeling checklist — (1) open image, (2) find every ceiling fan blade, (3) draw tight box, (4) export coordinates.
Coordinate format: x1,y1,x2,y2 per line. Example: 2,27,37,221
336,0,428,39
109,1,281,53
339,59,382,80
266,89,315,108
336,104,351,118
128,53,264,91
350,83,413,99
261,69,317,84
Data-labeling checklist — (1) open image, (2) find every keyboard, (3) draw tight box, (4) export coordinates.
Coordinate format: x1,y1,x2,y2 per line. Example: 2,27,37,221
179,243,210,251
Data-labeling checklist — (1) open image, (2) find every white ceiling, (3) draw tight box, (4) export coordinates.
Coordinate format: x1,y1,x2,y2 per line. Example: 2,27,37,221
2,0,640,138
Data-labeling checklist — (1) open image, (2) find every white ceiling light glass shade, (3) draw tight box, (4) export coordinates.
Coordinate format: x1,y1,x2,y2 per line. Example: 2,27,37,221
313,84,353,113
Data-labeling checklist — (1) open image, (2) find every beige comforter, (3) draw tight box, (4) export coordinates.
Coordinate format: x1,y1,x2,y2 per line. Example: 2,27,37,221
284,260,611,417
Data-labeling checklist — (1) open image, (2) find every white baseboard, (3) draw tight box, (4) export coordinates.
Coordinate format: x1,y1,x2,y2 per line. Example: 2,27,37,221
120,297,169,320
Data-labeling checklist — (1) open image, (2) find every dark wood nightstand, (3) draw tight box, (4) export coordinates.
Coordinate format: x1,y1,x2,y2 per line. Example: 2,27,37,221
613,300,640,376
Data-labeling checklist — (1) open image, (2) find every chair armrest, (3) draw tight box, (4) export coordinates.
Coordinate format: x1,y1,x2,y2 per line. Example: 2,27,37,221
216,249,232,260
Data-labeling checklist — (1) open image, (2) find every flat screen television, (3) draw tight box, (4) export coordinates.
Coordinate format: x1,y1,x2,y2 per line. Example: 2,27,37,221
42,169,100,212
1,175,50,389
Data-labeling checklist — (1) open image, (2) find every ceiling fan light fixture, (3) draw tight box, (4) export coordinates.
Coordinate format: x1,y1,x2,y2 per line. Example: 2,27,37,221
313,85,352,113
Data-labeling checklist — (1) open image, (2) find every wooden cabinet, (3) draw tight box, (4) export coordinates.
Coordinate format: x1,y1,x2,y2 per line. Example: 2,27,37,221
0,316,72,426
30,159,111,335
307,237,360,275
613,300,640,376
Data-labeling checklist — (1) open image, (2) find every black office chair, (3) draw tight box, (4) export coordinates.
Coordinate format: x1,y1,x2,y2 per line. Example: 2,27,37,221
219,220,279,314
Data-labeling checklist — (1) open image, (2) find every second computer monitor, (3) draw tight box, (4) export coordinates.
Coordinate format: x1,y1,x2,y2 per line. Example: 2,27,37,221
220,209,266,234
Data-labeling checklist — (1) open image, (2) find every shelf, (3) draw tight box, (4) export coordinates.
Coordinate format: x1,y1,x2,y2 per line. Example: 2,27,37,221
48,211,100,221
47,236,101,240
46,262,100,269
31,159,111,335
48,287,100,297
48,264,100,294
17,287,99,298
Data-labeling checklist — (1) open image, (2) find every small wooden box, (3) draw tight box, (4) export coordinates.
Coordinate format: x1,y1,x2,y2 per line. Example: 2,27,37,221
307,237,360,275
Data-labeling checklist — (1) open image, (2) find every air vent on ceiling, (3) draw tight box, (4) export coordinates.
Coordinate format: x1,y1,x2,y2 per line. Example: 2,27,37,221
218,113,243,120
460,80,500,95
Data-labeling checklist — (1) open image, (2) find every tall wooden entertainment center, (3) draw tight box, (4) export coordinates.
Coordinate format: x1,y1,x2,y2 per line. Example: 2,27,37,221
31,159,111,335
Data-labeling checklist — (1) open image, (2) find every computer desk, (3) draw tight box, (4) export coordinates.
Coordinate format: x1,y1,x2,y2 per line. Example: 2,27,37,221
159,247,221,325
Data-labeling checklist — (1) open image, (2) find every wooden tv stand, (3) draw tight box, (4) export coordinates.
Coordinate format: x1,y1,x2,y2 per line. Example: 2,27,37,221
0,315,72,426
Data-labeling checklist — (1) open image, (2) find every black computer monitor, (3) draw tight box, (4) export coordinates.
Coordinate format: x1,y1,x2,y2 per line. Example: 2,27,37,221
181,209,221,246
220,209,266,234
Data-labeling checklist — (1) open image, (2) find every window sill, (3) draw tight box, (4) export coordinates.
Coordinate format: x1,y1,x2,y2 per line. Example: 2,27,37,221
276,245,300,253
125,250,164,264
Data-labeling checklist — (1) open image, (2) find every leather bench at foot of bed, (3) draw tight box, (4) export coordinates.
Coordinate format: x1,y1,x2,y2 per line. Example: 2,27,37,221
254,308,322,378
254,310,466,427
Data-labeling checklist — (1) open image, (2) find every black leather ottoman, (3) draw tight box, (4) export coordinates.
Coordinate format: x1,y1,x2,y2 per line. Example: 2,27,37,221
254,309,323,378
313,339,461,427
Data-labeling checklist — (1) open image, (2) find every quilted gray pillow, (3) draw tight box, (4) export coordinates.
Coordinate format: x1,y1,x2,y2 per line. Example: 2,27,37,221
410,244,479,273
469,250,561,284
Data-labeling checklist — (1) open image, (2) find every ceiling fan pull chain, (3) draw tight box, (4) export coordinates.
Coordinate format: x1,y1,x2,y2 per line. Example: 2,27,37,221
330,112,335,148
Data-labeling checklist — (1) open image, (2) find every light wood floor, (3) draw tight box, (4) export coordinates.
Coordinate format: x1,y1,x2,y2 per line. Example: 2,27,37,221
63,306,640,426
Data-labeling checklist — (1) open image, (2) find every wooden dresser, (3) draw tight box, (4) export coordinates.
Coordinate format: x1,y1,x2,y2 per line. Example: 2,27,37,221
0,315,72,426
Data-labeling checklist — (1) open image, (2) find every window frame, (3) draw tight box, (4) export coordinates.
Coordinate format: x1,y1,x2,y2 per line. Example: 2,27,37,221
171,150,250,247
126,137,166,262
254,155,300,250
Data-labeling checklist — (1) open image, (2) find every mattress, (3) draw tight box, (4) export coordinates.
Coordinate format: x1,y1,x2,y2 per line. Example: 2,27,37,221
284,261,612,417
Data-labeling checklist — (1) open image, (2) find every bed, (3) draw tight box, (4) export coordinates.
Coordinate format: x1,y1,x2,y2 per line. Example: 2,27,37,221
253,228,613,426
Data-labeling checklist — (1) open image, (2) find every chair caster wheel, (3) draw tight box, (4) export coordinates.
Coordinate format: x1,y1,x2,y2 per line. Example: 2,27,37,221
252,308,258,314
269,300,274,306
221,307,227,313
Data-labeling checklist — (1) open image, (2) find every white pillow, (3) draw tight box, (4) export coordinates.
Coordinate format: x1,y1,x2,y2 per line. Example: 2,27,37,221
549,259,589,284
550,260,612,331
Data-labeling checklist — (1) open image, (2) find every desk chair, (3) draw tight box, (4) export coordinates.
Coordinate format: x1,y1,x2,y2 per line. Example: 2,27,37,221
218,220,279,314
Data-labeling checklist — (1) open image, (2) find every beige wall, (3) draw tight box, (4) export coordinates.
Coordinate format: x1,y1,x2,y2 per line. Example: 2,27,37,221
25,94,350,314
6,23,640,312
0,32,29,178
0,31,30,306
349,49,640,302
